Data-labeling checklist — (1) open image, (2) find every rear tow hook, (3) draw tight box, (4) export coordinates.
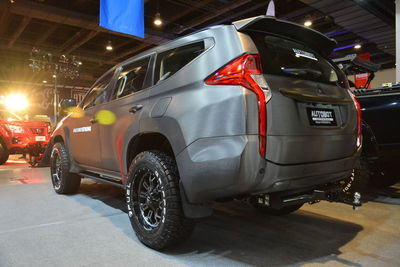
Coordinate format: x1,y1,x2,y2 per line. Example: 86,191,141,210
352,192,362,210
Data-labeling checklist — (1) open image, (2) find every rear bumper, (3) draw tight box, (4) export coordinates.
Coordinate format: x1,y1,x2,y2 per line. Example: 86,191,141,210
176,135,358,203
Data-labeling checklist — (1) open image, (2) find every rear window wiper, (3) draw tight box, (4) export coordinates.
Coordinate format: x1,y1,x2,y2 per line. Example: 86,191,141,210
281,68,322,77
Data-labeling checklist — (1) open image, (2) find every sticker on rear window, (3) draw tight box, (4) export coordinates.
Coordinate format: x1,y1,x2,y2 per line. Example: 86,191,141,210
292,48,318,61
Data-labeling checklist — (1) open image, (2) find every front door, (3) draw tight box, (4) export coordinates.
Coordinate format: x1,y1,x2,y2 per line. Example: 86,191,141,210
70,70,115,168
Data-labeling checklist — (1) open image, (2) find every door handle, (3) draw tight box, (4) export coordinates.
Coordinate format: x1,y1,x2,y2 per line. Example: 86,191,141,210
129,104,143,113
89,118,98,124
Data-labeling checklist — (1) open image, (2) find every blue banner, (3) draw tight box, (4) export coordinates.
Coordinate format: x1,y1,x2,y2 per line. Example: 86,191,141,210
99,0,144,38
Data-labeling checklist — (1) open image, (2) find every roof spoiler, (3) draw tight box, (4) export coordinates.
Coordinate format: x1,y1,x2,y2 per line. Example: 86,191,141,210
232,16,337,56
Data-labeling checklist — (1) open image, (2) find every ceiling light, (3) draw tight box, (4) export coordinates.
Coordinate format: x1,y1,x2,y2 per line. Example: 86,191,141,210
52,74,57,78
354,43,362,49
42,80,47,83
154,13,162,26
304,20,312,27
106,41,113,51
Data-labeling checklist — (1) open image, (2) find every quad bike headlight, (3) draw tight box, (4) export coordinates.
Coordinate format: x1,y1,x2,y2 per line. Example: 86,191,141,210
5,124,24,133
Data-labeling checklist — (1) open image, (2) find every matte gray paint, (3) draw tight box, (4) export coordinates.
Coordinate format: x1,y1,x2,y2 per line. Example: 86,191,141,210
51,16,359,208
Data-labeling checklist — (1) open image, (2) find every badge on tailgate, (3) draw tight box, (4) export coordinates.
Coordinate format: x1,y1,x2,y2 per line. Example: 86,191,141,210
306,107,337,126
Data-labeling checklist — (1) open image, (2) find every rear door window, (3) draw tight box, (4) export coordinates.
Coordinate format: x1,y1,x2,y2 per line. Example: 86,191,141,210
249,34,346,87
154,41,205,84
112,57,151,99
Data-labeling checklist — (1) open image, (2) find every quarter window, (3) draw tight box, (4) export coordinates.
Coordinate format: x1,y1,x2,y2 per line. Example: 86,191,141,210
154,41,205,84
113,57,150,99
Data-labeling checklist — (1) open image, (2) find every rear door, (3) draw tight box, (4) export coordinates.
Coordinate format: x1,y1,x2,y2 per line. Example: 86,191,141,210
69,70,116,168
244,30,358,164
98,54,153,173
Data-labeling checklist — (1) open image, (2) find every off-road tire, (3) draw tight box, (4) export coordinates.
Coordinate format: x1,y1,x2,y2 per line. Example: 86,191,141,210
0,142,9,165
50,142,81,194
254,203,303,216
126,150,194,250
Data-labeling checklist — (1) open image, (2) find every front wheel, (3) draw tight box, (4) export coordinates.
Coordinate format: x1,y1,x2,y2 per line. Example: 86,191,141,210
126,151,194,250
50,142,81,194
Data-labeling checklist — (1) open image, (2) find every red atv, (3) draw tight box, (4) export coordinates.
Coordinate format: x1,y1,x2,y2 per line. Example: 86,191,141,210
0,110,51,166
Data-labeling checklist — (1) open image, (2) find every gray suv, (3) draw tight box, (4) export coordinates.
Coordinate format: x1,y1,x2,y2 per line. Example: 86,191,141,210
50,16,361,250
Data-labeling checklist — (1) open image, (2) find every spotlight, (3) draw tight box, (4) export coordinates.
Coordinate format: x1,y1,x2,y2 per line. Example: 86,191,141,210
106,41,113,51
52,74,57,78
5,94,29,111
304,20,312,27
154,13,162,26
42,80,47,83
354,43,362,49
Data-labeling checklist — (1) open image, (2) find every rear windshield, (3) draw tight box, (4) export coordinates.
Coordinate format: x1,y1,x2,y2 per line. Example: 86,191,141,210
249,33,346,87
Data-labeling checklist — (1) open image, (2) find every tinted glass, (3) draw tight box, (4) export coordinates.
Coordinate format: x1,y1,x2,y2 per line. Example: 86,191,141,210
249,34,346,87
154,41,205,84
113,57,150,99
81,71,114,109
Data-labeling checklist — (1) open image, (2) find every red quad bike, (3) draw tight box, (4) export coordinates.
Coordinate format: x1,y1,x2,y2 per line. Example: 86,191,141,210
0,110,51,166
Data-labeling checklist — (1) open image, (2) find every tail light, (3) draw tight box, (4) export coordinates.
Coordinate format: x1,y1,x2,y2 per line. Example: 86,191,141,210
205,53,271,157
348,91,362,149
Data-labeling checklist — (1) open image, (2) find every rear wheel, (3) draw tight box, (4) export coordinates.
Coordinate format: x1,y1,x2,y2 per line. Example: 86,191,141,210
50,142,81,194
254,203,303,216
126,151,194,250
0,142,9,165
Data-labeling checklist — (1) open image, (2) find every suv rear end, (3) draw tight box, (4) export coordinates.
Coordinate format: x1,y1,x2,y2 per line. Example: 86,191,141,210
176,16,361,204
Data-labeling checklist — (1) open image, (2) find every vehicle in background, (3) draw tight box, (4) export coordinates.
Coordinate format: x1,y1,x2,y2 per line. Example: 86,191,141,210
0,110,51,165
354,85,400,187
49,16,361,250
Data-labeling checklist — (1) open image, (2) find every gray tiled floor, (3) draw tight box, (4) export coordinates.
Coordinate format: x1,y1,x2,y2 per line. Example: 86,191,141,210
1,156,399,267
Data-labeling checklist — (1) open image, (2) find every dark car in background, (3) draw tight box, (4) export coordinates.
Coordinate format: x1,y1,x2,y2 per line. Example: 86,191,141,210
355,86,400,187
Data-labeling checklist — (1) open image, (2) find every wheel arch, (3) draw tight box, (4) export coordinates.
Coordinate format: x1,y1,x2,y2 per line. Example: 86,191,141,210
125,132,175,175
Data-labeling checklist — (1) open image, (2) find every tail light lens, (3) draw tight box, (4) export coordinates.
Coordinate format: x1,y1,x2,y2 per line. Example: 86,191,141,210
205,53,270,157
348,90,362,149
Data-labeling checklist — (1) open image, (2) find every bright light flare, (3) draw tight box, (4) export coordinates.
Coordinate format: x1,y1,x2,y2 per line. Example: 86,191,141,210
5,94,29,111
304,20,312,27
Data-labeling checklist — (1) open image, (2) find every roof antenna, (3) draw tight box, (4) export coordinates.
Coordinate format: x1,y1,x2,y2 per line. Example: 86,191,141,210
266,0,275,17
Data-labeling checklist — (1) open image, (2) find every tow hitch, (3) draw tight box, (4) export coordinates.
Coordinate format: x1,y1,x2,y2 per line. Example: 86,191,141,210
254,186,362,210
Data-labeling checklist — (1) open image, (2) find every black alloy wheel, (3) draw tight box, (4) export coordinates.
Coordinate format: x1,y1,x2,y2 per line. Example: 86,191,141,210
50,142,81,194
126,151,194,250
136,167,165,230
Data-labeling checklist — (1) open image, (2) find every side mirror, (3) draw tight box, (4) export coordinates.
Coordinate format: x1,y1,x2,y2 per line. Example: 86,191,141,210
59,98,77,116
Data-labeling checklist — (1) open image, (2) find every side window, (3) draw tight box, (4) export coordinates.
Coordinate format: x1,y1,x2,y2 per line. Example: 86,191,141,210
113,57,150,99
154,41,205,84
81,71,114,110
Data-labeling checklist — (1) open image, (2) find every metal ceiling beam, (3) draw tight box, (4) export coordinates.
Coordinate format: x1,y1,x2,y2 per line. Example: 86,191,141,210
0,4,11,38
9,0,173,46
57,29,88,53
64,30,99,55
351,0,394,28
174,0,252,34
8,16,31,48
167,0,214,26
209,2,268,27
110,43,152,64
35,24,58,46
0,43,116,66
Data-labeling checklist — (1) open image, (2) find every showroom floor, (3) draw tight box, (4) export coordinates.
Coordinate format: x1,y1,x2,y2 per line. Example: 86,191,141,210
0,156,399,267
